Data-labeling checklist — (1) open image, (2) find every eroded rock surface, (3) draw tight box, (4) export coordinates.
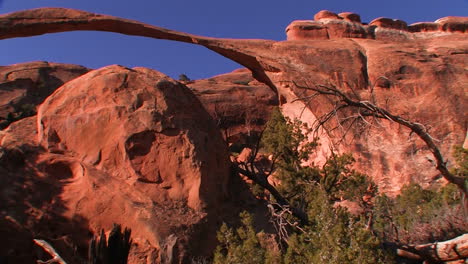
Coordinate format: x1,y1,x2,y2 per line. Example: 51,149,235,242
286,10,468,41
0,65,230,263
188,68,277,145
0,61,89,128
1,7,466,198
271,36,466,194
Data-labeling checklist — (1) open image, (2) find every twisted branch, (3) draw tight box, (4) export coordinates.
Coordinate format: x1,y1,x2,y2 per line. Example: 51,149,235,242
292,82,467,198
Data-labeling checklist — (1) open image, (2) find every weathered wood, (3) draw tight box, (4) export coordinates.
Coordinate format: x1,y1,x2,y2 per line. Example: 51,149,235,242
33,239,68,264
395,234,468,262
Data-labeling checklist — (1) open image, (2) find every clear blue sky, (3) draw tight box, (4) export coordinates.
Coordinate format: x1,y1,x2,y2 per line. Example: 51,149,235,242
1,0,467,79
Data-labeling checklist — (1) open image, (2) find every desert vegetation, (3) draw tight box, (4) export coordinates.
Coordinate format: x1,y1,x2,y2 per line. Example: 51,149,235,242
219,108,467,263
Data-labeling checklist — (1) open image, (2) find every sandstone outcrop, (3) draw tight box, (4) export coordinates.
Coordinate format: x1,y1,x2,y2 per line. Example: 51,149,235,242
0,61,89,128
338,12,361,23
286,10,467,41
314,10,340,21
1,65,230,263
1,6,466,198
369,17,408,30
187,68,277,145
435,16,468,32
0,7,466,261
408,22,440,32
285,19,369,40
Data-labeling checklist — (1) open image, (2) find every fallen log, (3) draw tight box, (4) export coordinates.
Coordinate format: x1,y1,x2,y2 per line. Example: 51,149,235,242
33,239,67,264
390,234,468,263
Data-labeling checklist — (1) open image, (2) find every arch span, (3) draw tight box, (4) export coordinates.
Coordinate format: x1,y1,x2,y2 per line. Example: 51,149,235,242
0,7,279,92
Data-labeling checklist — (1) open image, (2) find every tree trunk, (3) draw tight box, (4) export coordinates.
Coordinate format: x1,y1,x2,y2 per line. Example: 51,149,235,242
393,234,468,263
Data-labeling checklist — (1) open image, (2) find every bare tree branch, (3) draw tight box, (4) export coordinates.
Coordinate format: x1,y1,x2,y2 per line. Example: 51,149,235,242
292,82,467,198
234,164,309,224
33,239,68,264
267,202,308,250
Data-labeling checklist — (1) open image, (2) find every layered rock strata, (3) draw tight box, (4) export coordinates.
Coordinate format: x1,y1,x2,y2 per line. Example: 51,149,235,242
187,68,277,145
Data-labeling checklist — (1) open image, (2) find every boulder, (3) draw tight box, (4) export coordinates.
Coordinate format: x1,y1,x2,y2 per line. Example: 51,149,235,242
435,16,468,33
286,20,329,40
338,12,362,23
286,19,368,40
1,65,230,263
369,17,408,30
314,10,340,21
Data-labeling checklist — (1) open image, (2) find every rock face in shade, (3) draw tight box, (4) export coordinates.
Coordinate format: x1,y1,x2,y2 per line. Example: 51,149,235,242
187,68,278,145
338,12,361,23
434,16,468,32
0,7,466,262
0,65,230,263
0,61,90,128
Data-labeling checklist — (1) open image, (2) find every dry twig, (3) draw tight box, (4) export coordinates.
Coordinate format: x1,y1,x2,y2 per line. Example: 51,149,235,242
33,239,67,264
292,82,467,199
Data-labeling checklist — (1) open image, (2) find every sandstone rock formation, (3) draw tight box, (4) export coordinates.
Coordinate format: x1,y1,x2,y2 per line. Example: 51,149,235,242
187,68,277,145
338,12,361,23
314,10,341,21
0,61,89,128
0,65,230,263
285,10,467,41
0,7,466,262
1,6,466,198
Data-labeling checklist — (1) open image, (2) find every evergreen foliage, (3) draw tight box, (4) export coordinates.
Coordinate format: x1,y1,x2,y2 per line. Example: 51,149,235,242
215,108,466,263
285,186,393,264
373,182,465,243
214,212,266,264
451,145,468,181
215,108,393,263
178,74,191,82
373,145,466,244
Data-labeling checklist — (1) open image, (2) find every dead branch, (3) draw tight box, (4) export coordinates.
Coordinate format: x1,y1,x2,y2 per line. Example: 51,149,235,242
33,239,67,264
234,164,309,224
292,82,467,198
232,126,309,224
267,202,307,247
388,234,468,262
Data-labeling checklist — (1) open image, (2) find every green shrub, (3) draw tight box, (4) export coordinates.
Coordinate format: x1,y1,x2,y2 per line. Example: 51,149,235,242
214,211,266,264
373,182,466,243
215,108,394,263
178,74,191,82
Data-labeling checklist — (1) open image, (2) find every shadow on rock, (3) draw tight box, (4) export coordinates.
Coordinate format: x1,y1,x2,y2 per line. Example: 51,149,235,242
0,144,92,263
